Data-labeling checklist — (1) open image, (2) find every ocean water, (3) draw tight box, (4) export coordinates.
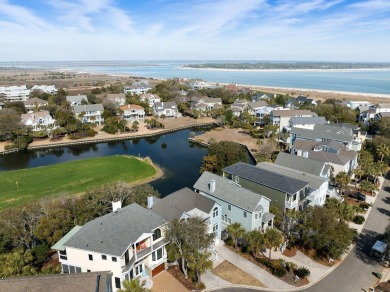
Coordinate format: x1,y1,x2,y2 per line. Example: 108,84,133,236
1,60,390,95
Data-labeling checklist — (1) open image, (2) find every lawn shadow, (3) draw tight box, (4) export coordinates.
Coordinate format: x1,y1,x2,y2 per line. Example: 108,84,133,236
354,229,381,265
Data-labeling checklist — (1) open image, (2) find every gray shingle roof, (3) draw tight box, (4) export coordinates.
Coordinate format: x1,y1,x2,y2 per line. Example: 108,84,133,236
73,104,104,114
193,171,267,212
222,162,308,194
291,126,354,143
66,95,88,103
63,203,167,257
151,187,216,222
274,152,328,177
271,109,316,117
257,162,327,189
289,116,327,125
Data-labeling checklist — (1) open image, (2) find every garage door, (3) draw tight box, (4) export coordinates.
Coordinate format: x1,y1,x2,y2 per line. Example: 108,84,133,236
152,263,165,277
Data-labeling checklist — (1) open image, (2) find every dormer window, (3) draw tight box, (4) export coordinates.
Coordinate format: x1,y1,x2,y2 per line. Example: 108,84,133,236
213,207,218,218
153,229,161,241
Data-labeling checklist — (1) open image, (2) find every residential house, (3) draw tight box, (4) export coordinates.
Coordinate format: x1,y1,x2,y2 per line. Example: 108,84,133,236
255,105,284,127
66,95,88,106
275,152,331,179
375,112,390,122
191,81,215,90
193,171,274,232
222,162,310,213
256,162,328,207
149,187,222,244
290,139,358,175
24,97,48,110
247,101,268,116
373,103,390,114
21,111,56,131
140,93,161,108
120,104,145,123
288,116,327,131
52,203,169,291
0,85,30,102
230,99,248,117
190,96,222,112
270,109,317,132
153,102,179,118
345,101,372,110
73,104,104,125
124,85,152,95
290,124,362,151
223,83,240,94
238,87,252,95
31,85,58,94
106,93,126,107
251,93,273,102
286,96,317,109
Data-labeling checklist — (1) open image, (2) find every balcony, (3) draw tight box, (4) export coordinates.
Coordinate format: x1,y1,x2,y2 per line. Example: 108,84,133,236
285,200,298,209
122,239,169,273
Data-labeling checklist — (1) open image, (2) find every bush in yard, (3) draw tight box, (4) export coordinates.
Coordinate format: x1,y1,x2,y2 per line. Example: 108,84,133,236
4,143,17,150
295,267,310,278
224,236,233,247
353,215,365,225
273,264,287,277
360,203,370,210
286,261,298,273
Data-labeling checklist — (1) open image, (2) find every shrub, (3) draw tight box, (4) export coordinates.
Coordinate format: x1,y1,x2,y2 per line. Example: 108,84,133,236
224,236,233,247
295,267,310,278
360,203,370,210
197,282,206,290
353,215,365,225
273,264,287,277
4,143,17,150
286,261,298,272
86,128,96,137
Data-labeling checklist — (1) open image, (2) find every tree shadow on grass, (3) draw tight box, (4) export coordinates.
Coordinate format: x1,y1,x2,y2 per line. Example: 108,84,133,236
353,229,382,265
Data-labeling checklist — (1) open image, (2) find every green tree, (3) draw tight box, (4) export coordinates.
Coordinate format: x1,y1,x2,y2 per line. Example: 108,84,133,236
360,180,376,195
353,167,364,187
244,229,265,257
264,228,283,260
377,144,390,162
377,116,390,138
227,222,246,251
187,250,213,284
0,108,21,141
335,171,350,195
118,278,151,292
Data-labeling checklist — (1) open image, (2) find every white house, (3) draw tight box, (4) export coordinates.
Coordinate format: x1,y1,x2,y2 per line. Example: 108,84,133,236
140,93,161,108
120,104,145,123
193,171,274,232
21,111,56,131
286,96,317,109
66,95,88,106
52,203,169,291
288,116,327,131
106,94,126,107
124,86,152,95
31,85,57,94
0,85,30,102
271,109,318,132
345,101,372,110
191,81,215,90
247,101,268,116
24,97,49,110
230,99,248,117
73,104,104,125
153,102,179,118
149,187,222,245
190,97,222,111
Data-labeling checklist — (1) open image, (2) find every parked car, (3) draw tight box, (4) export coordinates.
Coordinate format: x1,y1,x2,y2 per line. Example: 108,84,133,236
354,192,366,202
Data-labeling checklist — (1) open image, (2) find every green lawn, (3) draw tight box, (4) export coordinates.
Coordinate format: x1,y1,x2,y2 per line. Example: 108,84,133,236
0,155,157,210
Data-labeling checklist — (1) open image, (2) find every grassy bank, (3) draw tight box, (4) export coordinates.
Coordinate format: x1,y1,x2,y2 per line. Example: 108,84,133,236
0,155,157,210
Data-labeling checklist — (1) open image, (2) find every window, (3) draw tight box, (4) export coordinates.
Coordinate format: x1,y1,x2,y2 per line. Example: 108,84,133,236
234,176,239,183
213,207,218,218
243,211,247,218
212,223,218,232
152,248,163,261
228,204,231,211
153,229,161,241
115,277,121,289
227,218,231,224
59,250,67,260
255,213,258,220
88,254,93,261
101,255,107,260
112,257,117,262
87,270,91,272
223,214,227,222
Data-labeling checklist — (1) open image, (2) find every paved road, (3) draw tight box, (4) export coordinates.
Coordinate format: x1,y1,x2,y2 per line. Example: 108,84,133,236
212,176,390,292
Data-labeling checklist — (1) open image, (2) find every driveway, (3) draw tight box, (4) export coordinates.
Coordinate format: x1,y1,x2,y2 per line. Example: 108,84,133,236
152,271,189,292
210,175,390,292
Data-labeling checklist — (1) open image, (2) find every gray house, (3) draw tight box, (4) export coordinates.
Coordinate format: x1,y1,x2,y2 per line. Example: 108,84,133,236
222,162,309,213
193,171,274,232
66,95,88,106
73,104,104,125
149,187,222,243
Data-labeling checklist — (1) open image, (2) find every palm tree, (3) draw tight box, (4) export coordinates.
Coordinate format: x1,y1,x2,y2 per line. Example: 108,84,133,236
335,171,350,196
227,222,246,251
118,278,151,292
377,144,390,162
353,167,364,187
187,250,213,284
264,228,283,260
244,229,265,257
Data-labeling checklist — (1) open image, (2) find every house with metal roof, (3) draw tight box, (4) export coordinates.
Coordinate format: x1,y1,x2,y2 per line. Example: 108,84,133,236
286,96,317,109
288,116,327,130
193,171,274,232
222,162,310,213
270,109,317,132
149,187,222,243
52,203,169,291
73,104,104,125
153,101,179,118
256,162,329,206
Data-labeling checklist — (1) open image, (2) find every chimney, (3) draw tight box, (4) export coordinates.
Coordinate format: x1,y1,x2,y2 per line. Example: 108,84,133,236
210,179,216,193
302,151,309,158
147,196,154,209
112,200,122,212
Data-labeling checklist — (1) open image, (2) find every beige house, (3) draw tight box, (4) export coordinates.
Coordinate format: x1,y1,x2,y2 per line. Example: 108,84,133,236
52,203,169,291
120,104,145,123
271,109,317,132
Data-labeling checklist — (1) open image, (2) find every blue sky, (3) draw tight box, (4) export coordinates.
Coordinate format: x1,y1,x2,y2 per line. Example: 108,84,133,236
0,0,389,61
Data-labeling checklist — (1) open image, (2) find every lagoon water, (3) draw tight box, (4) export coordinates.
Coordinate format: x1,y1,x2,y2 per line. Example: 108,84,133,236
0,130,208,197
2,60,390,95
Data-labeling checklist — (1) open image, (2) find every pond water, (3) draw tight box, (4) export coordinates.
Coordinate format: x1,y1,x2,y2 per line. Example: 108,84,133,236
0,129,209,197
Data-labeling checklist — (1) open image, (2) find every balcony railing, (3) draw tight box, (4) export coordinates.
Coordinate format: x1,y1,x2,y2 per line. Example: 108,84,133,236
285,200,298,209
122,239,169,273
